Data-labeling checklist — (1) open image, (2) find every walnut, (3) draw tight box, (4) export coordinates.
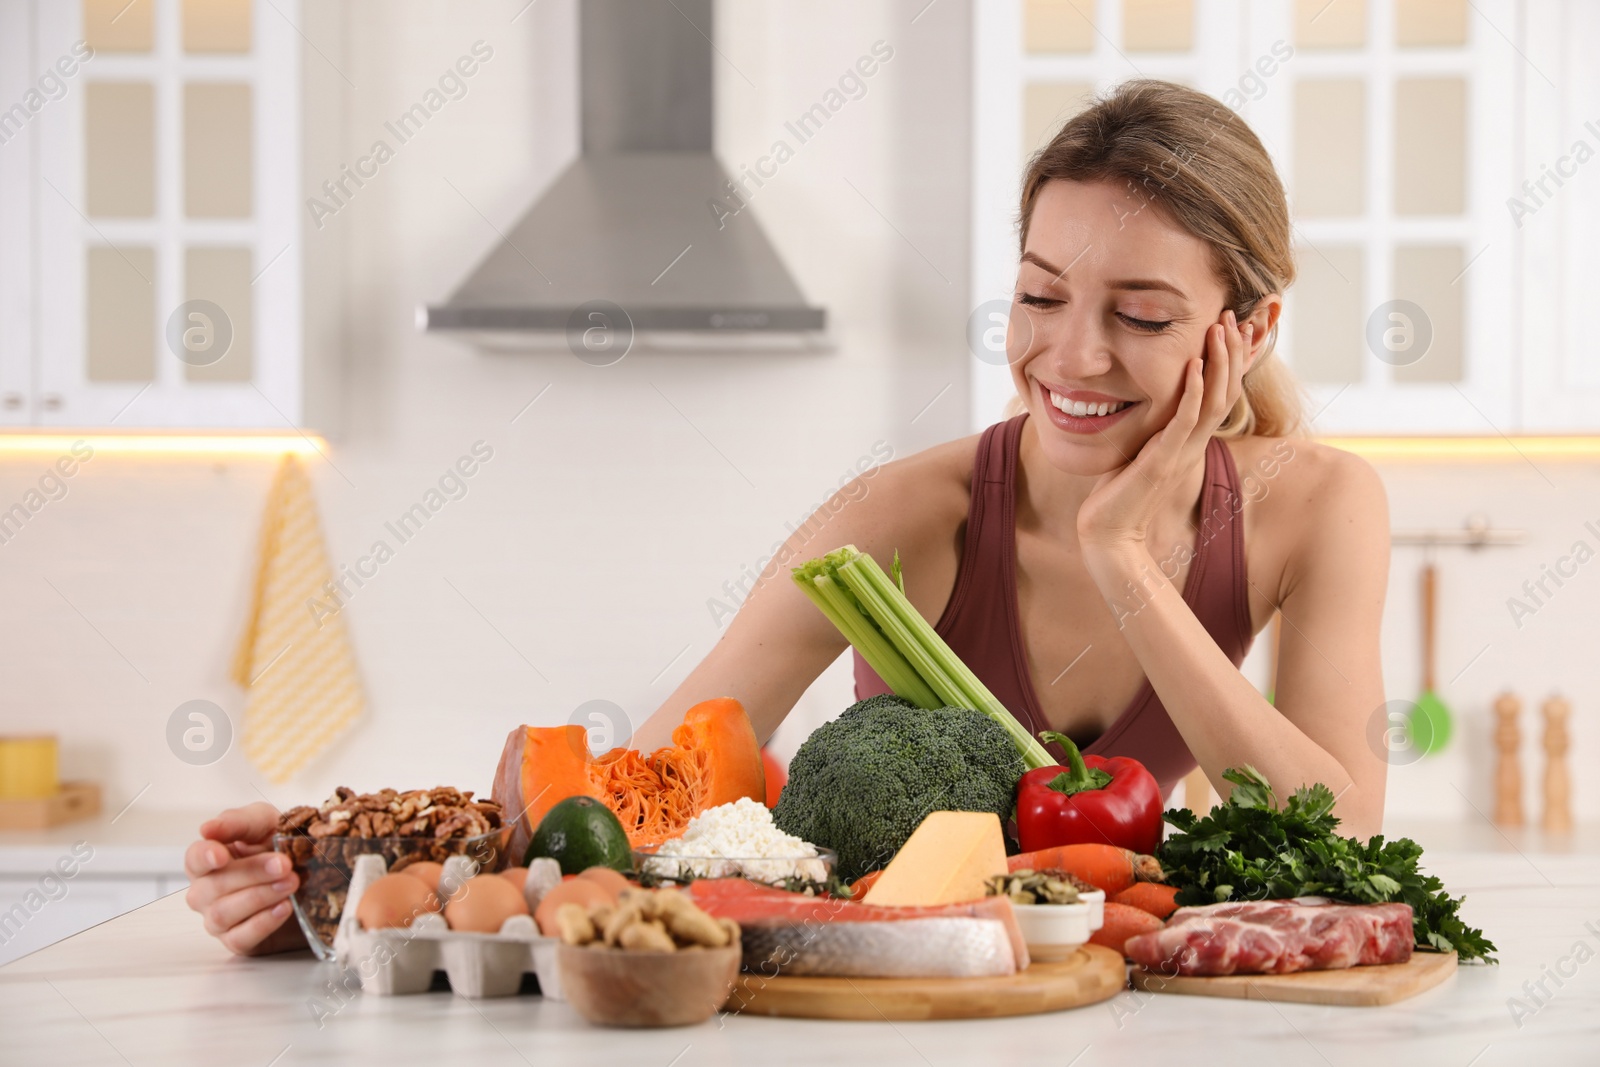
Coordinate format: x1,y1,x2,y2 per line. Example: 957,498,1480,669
433,811,474,839
277,785,502,845
271,785,511,952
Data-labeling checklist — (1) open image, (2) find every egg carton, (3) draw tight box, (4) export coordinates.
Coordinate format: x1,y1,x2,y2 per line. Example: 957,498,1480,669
333,853,566,999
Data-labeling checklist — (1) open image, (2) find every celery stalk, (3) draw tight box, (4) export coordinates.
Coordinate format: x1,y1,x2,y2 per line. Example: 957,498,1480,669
834,562,967,706
791,545,1055,770
790,563,940,708
839,552,1054,769
809,575,941,710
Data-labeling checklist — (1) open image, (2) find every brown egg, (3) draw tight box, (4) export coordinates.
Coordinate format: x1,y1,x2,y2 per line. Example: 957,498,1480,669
533,878,613,937
398,861,444,894
355,873,440,930
499,866,528,892
577,866,631,901
444,874,531,933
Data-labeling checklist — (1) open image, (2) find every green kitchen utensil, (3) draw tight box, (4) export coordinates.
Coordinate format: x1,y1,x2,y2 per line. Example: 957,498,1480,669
1409,560,1454,755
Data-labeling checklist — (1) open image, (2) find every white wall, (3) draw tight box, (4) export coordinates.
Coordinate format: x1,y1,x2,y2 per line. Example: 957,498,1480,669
1366,461,1600,825
3,0,1592,831
1228,457,1600,826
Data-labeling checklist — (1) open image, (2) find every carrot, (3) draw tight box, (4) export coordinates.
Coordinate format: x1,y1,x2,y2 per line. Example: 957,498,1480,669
1110,882,1180,920
1007,843,1163,894
1089,902,1166,958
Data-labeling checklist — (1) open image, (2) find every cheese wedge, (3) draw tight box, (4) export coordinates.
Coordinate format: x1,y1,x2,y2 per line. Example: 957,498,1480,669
862,811,1007,907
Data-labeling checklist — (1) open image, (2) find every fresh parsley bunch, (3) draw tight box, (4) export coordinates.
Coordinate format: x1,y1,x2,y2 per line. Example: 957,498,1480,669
1158,766,1497,963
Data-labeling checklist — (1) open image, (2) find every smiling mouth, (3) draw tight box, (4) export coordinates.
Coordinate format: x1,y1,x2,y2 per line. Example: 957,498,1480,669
1044,388,1134,419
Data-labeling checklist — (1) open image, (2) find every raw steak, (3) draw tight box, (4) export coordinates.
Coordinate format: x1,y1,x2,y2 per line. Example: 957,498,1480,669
1124,899,1414,976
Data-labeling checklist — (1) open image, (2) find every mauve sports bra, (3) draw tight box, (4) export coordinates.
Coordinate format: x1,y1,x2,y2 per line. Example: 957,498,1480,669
852,413,1256,799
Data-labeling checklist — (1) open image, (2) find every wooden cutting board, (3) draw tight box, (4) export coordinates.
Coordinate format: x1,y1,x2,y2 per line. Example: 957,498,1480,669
728,943,1126,1021
1128,950,1457,1006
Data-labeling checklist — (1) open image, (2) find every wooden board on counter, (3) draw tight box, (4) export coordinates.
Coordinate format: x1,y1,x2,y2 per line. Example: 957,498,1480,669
729,943,1125,1021
0,782,101,830
1129,950,1457,1006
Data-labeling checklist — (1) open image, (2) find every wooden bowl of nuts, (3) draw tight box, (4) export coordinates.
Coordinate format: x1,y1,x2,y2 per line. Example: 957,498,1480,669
273,786,509,960
555,887,741,1028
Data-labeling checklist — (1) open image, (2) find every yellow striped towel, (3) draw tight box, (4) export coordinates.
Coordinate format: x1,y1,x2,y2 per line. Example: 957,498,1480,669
231,455,365,782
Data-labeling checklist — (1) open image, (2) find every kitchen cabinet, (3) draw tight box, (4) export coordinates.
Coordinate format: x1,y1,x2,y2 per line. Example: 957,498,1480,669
0,876,175,966
971,0,1600,435
0,0,344,430
0,807,200,966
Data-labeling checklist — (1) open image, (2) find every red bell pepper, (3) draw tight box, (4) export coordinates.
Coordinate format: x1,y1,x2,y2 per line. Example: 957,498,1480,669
1015,731,1163,855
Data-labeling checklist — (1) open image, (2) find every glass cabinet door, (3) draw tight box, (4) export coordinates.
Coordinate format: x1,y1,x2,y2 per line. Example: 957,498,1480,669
974,0,1599,435
25,0,303,428
0,0,36,426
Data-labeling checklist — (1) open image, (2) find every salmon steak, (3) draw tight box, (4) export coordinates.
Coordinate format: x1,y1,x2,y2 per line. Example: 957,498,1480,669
686,878,1030,978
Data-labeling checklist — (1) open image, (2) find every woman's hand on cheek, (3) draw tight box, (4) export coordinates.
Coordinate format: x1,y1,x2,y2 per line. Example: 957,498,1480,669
1076,310,1252,560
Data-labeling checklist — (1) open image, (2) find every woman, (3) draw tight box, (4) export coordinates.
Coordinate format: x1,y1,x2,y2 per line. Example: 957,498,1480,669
185,79,1389,955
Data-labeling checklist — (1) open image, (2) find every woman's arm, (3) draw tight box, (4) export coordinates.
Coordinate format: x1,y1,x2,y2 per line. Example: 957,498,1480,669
183,445,964,957
1083,446,1390,837
629,447,969,752
627,545,848,753
1074,311,1389,837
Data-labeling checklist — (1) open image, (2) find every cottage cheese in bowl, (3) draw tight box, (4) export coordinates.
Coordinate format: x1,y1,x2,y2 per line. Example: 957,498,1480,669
636,797,832,885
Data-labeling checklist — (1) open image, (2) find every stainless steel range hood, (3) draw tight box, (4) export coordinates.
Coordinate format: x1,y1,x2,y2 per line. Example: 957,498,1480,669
422,0,827,350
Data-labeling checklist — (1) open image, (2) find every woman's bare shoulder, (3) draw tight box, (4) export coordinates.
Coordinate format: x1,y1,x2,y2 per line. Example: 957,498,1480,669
1228,435,1389,550
837,432,982,551
1225,435,1388,612
882,432,984,488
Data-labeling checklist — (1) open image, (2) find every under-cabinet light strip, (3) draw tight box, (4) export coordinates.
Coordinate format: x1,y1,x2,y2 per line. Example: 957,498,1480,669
1319,436,1600,461
0,434,328,456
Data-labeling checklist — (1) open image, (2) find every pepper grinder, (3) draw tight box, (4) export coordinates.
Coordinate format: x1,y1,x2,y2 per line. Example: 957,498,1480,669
1541,695,1572,834
1493,692,1523,827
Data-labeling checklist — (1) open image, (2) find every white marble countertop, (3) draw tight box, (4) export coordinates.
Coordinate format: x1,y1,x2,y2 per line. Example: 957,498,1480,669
2,831,1596,1066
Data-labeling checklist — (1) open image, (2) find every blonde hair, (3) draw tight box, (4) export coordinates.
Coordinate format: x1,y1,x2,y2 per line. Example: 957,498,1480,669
1004,78,1305,438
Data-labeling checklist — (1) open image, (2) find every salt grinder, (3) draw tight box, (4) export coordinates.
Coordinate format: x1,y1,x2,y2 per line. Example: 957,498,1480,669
1541,695,1572,834
1492,692,1523,827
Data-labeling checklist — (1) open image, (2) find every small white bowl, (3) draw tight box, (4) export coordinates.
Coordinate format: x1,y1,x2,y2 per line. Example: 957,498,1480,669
1079,888,1106,930
1012,901,1093,962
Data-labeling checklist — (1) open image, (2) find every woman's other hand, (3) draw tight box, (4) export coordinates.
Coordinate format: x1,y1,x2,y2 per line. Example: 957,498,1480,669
1076,308,1252,554
183,802,307,956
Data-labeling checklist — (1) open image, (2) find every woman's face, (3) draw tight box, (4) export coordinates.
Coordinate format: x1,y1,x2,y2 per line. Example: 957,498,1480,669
1008,178,1236,476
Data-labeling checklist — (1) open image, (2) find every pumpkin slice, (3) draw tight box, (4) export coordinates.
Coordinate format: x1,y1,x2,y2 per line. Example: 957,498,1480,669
492,697,765,858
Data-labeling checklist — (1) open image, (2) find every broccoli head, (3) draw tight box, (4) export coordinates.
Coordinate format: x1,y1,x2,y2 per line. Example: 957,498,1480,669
770,694,1025,882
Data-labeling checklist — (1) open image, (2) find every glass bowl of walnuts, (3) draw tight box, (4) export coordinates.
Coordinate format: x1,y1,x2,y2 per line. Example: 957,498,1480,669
272,785,510,960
